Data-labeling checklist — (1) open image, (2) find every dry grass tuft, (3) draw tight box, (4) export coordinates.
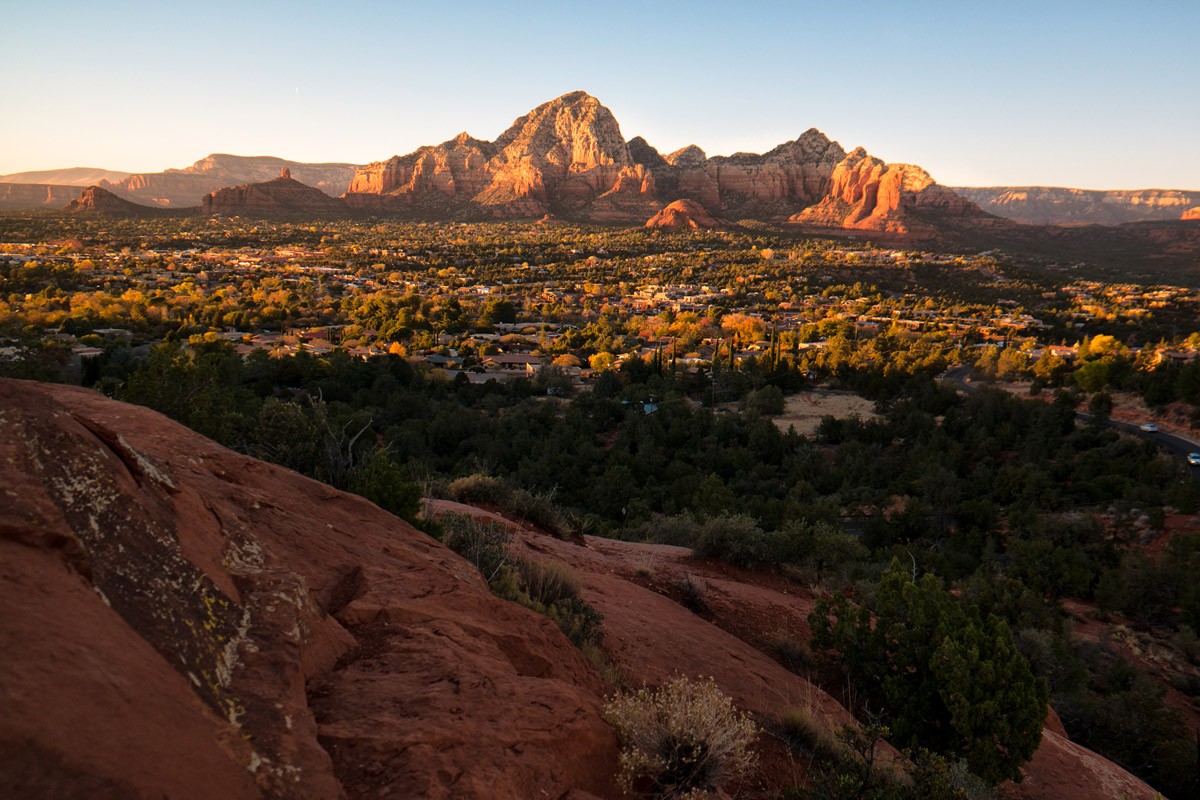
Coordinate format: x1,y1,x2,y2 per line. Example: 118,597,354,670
604,675,758,799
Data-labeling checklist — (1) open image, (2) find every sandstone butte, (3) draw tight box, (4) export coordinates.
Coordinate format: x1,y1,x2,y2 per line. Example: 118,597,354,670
63,185,163,216
1182,206,1200,221
202,169,351,218
0,377,1162,800
644,198,730,230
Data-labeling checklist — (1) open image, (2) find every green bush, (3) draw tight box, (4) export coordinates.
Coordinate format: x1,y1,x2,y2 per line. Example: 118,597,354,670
447,473,512,506
809,559,1048,786
695,514,769,568
350,449,421,522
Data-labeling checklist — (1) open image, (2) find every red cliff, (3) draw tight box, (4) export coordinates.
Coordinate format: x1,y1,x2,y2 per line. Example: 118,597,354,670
0,378,620,799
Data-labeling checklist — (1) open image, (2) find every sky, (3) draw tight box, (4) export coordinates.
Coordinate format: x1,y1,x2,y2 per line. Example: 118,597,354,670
1,0,1197,189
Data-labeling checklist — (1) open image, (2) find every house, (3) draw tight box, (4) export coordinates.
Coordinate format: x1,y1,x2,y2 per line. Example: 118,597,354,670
483,354,544,372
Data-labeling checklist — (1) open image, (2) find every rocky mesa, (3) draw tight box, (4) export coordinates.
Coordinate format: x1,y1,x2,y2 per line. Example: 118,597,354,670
952,186,1200,225
0,182,83,210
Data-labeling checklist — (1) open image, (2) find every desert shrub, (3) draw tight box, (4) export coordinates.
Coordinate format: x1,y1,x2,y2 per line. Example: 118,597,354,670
520,560,582,607
674,573,709,614
787,720,979,800
772,520,869,577
445,473,570,536
349,448,421,522
603,675,758,799
541,594,604,647
809,559,1048,785
582,640,625,687
442,514,510,582
779,707,842,761
506,485,571,536
625,512,704,548
769,631,813,672
491,559,604,649
1056,659,1198,798
447,473,514,506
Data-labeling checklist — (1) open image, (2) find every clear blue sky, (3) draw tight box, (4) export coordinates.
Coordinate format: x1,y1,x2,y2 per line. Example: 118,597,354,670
2,0,1197,189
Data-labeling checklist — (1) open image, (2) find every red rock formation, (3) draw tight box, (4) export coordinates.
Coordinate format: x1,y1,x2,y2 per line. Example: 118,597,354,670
342,92,975,231
63,185,164,216
645,198,729,230
345,133,498,211
202,175,350,218
347,92,636,217
0,182,83,210
788,148,986,238
101,155,359,207
954,186,1200,225
0,379,620,799
1182,206,1200,220
344,94,849,220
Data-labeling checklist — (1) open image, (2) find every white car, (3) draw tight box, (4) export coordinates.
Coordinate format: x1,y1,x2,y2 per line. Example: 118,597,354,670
1140,422,1159,432
1188,452,1200,466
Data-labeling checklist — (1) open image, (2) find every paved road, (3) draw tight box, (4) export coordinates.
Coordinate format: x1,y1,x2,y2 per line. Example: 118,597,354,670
940,365,1200,478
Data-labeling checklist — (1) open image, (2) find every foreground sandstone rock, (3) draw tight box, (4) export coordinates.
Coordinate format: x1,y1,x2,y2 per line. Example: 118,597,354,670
0,378,1165,800
0,379,618,799
427,500,1164,800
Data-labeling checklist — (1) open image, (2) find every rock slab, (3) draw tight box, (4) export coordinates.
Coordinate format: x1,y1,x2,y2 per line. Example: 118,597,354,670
0,379,619,799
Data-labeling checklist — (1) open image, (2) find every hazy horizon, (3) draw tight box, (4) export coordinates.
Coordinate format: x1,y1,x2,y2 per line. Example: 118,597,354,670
2,0,1197,191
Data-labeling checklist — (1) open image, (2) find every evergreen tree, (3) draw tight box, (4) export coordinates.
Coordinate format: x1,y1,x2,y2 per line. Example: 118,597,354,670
810,559,1048,785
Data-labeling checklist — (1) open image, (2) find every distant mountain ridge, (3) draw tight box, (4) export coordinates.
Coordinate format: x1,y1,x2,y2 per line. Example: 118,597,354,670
952,186,1200,225
0,166,131,186
340,90,987,237
0,183,83,210
10,90,1197,275
96,154,359,208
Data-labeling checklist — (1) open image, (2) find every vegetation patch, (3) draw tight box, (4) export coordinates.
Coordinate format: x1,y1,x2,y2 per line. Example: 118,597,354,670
603,675,757,799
